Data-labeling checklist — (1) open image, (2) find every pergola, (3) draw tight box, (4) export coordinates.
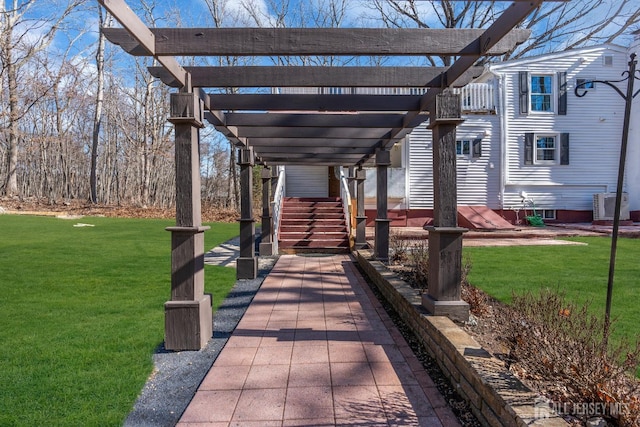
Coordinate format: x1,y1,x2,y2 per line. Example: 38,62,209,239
99,0,558,350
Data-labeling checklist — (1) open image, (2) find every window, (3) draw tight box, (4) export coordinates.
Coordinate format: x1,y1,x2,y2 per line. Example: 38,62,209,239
576,78,596,90
603,55,613,66
524,133,570,165
456,138,482,158
536,135,557,162
456,140,470,156
324,87,343,95
542,210,556,220
530,74,553,112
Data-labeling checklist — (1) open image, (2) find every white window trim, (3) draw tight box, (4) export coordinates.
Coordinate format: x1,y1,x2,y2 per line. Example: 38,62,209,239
530,73,555,114
534,133,560,165
456,139,472,158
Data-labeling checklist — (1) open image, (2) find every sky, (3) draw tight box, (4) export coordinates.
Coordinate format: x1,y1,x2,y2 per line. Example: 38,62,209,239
9,0,638,85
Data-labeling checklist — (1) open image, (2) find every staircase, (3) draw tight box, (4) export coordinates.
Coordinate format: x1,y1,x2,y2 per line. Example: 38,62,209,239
278,197,350,254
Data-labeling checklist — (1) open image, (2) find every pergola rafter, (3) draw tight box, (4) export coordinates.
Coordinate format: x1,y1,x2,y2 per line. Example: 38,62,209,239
147,65,484,88
102,27,531,57
98,0,566,350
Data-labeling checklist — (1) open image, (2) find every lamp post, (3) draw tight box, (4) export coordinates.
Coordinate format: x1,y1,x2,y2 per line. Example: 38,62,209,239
575,53,639,335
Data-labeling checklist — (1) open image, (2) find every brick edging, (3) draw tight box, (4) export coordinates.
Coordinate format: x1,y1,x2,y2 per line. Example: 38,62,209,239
355,250,568,427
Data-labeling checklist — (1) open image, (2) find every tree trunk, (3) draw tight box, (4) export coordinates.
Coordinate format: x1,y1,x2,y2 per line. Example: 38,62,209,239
5,44,19,197
90,9,108,203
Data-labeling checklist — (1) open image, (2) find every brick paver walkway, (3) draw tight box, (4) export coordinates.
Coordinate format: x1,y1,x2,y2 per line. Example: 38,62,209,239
177,254,460,426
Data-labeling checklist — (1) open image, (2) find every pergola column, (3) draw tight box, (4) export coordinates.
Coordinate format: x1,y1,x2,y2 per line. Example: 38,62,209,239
259,166,274,256
374,149,391,261
165,92,212,351
237,147,258,279
422,91,469,322
355,167,367,249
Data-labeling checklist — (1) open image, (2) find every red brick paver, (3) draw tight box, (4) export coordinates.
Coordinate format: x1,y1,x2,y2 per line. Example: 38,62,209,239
178,254,459,427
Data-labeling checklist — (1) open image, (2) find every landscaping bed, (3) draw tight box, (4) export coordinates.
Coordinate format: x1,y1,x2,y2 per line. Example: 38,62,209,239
376,236,640,427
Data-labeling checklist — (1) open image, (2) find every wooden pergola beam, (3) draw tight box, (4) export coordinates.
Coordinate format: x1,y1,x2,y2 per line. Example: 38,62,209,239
208,94,423,112
236,126,391,139
360,0,546,164
257,154,368,166
98,0,188,88
103,27,530,57
253,146,374,154
245,138,388,147
226,113,426,128
149,66,482,88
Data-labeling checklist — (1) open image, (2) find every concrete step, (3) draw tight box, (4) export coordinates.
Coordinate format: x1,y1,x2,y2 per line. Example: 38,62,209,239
282,212,344,221
280,225,348,233
279,246,350,255
279,231,349,240
284,197,340,202
279,197,350,254
283,206,344,212
280,218,345,225
279,238,349,248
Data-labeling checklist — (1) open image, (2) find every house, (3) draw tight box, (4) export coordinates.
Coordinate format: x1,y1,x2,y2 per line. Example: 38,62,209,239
351,42,640,227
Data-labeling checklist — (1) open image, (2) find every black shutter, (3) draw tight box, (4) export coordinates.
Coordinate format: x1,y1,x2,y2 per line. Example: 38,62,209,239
519,71,529,115
558,72,567,115
472,138,482,158
524,133,534,165
560,133,570,165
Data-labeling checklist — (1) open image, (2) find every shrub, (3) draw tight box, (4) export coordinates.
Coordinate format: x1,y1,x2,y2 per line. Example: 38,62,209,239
408,239,429,292
497,289,640,426
389,229,411,265
460,255,493,317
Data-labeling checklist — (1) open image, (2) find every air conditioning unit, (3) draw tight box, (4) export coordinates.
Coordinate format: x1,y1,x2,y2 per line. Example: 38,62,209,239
593,193,629,221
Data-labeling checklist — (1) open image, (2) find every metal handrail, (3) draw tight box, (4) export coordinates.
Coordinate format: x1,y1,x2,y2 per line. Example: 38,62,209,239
271,165,286,254
339,167,353,241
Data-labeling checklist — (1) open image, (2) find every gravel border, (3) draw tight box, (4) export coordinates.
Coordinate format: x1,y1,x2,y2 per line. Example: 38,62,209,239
352,262,482,427
123,257,277,427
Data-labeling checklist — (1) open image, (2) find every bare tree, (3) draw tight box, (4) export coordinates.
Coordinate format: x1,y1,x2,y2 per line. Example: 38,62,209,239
90,7,111,203
0,0,84,197
365,0,640,63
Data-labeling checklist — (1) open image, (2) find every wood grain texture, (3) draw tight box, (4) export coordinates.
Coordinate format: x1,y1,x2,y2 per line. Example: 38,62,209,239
148,65,482,88
103,28,530,56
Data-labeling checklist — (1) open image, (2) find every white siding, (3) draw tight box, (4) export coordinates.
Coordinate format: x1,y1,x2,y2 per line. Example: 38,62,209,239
626,38,640,212
492,45,629,211
364,167,407,209
285,165,328,197
408,117,501,209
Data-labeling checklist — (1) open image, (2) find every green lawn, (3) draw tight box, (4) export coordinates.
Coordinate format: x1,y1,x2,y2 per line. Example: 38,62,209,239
464,237,640,348
0,215,239,426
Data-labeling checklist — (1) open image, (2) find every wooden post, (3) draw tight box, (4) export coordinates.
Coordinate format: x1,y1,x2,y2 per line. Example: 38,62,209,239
374,149,391,261
355,167,367,249
165,91,212,351
259,165,274,256
237,148,258,279
422,91,470,322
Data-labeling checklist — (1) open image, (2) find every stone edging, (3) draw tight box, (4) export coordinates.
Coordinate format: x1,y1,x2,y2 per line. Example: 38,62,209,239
355,250,568,427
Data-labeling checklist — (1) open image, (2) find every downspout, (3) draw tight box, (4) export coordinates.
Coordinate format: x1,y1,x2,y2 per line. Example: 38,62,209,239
498,72,509,210
404,135,411,210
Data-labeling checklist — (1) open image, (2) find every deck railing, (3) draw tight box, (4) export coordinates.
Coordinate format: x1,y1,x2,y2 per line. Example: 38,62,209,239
339,167,352,240
276,82,496,113
271,165,286,255
452,82,497,113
